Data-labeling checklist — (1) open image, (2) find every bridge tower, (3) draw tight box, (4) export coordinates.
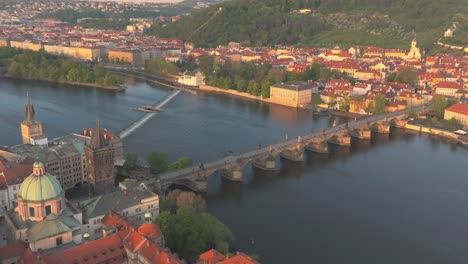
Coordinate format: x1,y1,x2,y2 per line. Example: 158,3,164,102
85,119,115,196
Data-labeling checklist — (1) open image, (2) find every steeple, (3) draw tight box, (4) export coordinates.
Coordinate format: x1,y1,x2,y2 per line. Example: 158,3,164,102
89,118,107,150
24,92,36,124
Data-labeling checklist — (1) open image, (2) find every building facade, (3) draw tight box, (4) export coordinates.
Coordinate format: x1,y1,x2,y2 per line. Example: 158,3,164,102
79,181,159,241
269,81,313,108
444,102,468,126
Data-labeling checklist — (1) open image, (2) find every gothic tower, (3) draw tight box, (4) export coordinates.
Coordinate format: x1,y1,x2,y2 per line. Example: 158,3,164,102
20,94,44,144
85,120,115,196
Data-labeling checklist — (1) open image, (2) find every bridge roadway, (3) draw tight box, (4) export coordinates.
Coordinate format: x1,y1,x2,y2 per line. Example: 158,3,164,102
119,90,181,139
156,105,429,185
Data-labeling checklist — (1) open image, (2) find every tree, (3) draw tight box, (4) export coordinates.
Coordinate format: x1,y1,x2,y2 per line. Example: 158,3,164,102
373,94,386,114
161,190,206,212
169,157,192,171
431,95,447,119
260,80,271,99
103,72,114,86
147,151,168,174
123,152,138,171
312,93,322,106
386,66,418,86
338,95,350,112
156,206,233,261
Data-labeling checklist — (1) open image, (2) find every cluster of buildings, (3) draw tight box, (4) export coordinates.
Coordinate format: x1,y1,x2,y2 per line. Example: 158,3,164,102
0,1,185,66
2,1,161,22
0,96,259,263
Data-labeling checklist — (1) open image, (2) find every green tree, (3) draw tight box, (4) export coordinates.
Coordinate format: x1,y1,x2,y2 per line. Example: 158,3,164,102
147,151,168,174
373,94,387,114
338,95,350,112
169,157,192,171
156,206,233,261
123,152,138,171
431,95,447,119
103,72,114,86
387,66,418,86
312,93,322,106
260,80,271,99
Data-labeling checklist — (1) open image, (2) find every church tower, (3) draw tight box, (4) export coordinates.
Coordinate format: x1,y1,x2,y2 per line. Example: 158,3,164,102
85,120,115,196
407,32,422,61
20,94,45,145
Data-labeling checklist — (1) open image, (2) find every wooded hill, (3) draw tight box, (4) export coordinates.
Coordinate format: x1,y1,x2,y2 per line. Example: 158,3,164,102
149,0,468,50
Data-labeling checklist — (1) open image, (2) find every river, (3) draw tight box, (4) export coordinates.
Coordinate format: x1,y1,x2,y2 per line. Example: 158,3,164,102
1,78,468,263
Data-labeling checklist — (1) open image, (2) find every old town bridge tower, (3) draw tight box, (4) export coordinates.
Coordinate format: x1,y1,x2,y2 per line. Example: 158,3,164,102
85,120,115,196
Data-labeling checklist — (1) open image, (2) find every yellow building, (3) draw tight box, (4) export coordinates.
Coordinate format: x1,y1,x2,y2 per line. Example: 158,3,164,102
270,81,313,108
108,49,143,66
444,102,468,126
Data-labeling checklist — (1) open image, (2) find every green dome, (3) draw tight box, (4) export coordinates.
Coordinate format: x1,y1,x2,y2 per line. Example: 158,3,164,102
18,162,63,202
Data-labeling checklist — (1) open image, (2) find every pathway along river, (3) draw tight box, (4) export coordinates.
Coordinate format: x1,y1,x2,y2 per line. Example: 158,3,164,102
1,78,468,263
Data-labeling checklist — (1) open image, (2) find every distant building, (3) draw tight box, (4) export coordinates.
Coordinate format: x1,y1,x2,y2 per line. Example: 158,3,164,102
406,38,422,61
434,81,464,97
444,102,468,126
177,71,203,86
269,81,313,108
108,49,144,66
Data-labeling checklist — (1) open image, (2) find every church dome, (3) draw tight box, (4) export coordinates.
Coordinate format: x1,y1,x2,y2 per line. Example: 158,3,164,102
18,161,63,202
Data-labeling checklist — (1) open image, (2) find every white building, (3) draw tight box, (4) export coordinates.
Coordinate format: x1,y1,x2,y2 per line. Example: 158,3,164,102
177,71,204,87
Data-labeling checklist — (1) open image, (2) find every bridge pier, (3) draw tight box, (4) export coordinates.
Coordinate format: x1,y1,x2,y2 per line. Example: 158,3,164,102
280,137,304,161
349,128,371,140
390,119,408,128
305,140,328,154
327,134,351,147
252,157,276,171
192,180,208,192
220,166,243,181
371,122,390,134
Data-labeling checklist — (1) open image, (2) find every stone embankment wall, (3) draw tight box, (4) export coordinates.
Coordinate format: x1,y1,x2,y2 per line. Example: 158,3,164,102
405,123,459,139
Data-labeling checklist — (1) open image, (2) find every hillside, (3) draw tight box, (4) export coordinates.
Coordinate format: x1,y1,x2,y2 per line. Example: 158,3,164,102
149,0,468,50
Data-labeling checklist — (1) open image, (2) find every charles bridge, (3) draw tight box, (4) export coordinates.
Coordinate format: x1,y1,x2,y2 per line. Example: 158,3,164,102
144,105,430,193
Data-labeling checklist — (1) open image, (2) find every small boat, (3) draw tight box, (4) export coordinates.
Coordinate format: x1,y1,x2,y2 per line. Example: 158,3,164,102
131,105,164,113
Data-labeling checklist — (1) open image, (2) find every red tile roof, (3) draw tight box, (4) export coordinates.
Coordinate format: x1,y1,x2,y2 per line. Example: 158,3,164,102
0,242,27,260
44,233,126,264
218,253,259,264
445,102,468,116
198,249,226,264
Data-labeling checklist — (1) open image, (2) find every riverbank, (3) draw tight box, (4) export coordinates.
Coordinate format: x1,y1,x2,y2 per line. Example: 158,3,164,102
1,75,123,91
405,123,468,145
199,84,274,104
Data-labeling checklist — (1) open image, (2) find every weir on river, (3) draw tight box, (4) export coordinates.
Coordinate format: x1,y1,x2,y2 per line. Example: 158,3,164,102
118,90,181,139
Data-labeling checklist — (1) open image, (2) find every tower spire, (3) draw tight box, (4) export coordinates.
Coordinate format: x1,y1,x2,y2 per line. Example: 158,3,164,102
90,118,107,149
24,92,35,124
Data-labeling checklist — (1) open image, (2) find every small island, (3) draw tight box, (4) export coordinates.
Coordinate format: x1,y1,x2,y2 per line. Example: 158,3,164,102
1,47,122,90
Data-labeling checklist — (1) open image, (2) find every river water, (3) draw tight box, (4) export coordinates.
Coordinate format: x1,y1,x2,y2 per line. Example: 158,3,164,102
1,78,468,263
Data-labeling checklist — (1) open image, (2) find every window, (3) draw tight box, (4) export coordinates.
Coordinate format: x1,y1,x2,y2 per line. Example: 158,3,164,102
29,207,35,217
56,237,63,246
45,205,52,216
